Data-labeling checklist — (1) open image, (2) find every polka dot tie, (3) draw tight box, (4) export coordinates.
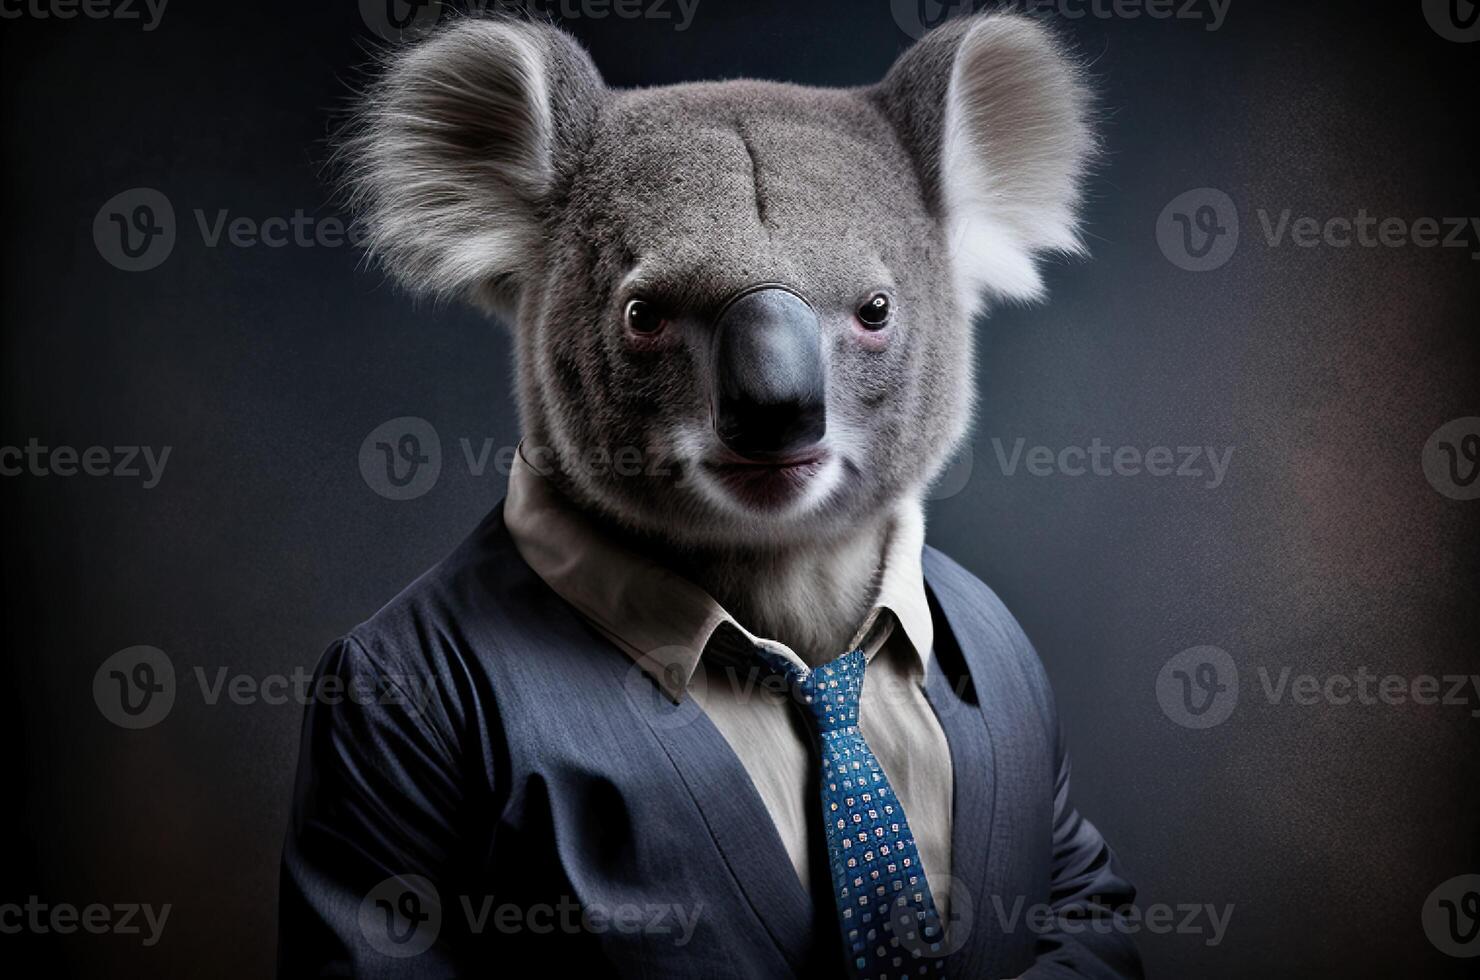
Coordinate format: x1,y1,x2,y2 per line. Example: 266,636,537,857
757,647,949,979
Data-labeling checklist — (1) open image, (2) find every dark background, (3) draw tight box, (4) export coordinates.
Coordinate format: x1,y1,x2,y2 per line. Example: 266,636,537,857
2,1,1476,977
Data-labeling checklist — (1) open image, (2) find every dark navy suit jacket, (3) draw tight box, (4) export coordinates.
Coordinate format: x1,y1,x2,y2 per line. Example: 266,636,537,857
278,503,1143,978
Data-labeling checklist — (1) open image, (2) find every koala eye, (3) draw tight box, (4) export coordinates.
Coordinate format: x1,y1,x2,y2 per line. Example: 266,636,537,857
624,298,666,335
857,292,892,328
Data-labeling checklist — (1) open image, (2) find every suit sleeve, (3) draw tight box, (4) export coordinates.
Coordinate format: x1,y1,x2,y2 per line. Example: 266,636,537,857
1020,723,1145,979
277,635,473,978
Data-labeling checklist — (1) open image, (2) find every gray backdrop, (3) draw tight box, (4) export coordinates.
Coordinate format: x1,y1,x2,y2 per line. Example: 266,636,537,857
2,1,1477,977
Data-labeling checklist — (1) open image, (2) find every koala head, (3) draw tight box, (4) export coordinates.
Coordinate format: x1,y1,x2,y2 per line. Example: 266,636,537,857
343,13,1092,553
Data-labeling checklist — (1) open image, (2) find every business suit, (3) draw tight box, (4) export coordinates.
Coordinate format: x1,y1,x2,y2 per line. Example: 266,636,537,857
278,501,1142,978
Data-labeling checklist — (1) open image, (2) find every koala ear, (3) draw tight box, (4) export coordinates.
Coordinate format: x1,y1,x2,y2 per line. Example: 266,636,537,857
339,17,604,313
875,14,1094,310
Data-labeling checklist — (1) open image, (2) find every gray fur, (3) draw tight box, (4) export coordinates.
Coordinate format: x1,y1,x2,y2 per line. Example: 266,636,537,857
340,12,1093,662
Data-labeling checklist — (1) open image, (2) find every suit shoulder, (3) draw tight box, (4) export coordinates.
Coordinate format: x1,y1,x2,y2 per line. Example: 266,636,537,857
334,503,531,680
301,506,540,754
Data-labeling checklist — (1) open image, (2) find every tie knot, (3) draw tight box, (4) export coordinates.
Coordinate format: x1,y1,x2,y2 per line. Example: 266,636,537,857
759,647,866,734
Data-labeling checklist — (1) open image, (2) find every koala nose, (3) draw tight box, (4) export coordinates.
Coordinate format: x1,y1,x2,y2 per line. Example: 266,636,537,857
711,286,827,462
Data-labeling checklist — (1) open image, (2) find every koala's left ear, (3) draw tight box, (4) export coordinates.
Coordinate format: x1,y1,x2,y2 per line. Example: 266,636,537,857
339,17,605,315
874,14,1095,309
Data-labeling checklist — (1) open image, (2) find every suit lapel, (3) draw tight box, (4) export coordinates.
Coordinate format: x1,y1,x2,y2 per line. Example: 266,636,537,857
631,670,818,976
922,560,1005,979
497,517,816,977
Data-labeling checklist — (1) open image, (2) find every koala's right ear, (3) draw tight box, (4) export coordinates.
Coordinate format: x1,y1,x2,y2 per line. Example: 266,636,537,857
339,17,605,314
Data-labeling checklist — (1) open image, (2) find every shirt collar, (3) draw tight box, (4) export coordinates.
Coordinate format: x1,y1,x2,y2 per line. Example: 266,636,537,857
504,443,934,702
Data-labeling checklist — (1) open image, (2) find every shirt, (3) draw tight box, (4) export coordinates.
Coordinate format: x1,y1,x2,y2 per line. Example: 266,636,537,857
503,446,954,915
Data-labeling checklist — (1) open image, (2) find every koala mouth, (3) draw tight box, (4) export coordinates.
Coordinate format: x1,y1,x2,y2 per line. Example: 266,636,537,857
702,451,830,511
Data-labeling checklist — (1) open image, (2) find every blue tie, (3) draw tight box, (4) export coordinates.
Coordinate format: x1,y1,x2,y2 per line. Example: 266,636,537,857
757,646,949,979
